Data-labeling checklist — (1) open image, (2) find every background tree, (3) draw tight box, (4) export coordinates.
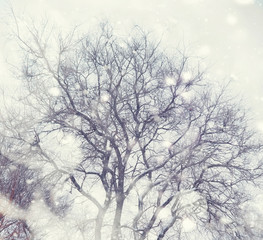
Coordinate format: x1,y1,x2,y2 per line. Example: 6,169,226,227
0,97,70,240
1,21,263,239
0,152,33,240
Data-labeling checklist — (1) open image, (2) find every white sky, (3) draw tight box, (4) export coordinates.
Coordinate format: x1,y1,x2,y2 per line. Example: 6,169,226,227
0,1,263,237
0,0,263,125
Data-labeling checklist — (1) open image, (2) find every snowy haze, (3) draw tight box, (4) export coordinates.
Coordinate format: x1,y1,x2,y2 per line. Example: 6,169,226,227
0,0,263,239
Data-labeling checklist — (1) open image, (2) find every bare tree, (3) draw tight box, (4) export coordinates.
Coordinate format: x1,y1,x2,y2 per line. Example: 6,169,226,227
0,152,34,240
0,102,70,240
2,21,263,239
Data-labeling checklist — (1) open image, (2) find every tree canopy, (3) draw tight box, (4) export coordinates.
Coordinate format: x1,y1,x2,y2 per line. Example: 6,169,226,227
0,22,263,240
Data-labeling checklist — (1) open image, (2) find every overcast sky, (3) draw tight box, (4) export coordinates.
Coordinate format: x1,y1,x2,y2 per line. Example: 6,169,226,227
0,1,263,237
0,0,263,129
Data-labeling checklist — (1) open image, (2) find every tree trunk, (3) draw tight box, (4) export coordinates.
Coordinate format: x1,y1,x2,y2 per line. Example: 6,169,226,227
111,193,125,240
95,209,106,240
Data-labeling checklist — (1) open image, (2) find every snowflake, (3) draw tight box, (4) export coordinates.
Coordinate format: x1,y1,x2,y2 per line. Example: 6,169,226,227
180,90,194,102
61,135,75,145
165,77,176,86
181,217,196,233
226,14,238,26
161,140,172,148
100,93,110,102
182,72,192,82
196,45,211,57
83,89,88,95
48,87,61,97
158,208,171,220
256,121,263,133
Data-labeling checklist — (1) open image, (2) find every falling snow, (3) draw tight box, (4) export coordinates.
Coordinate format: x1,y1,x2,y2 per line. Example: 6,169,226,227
181,218,197,233
226,14,238,26
48,87,61,97
165,77,176,86
1,0,263,239
181,72,192,82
